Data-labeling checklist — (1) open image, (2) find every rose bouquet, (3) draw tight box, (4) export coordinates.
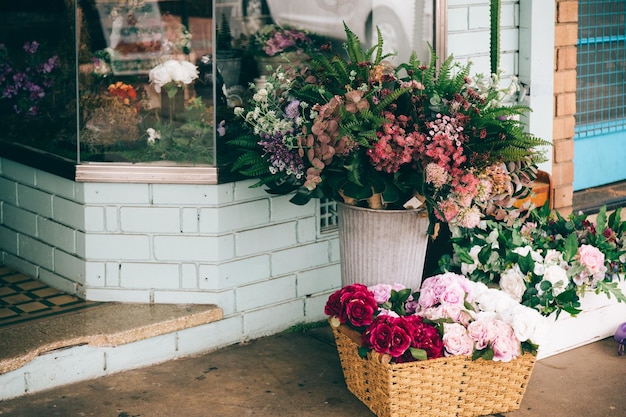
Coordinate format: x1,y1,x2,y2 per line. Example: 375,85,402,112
231,24,549,232
325,272,541,364
437,203,626,317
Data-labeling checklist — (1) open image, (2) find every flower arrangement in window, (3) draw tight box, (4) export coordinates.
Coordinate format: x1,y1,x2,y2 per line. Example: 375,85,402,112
325,273,541,364
230,24,549,232
249,24,317,57
0,41,60,116
437,203,626,317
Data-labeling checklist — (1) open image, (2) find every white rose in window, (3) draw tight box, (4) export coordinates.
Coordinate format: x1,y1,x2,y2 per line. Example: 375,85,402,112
149,60,198,94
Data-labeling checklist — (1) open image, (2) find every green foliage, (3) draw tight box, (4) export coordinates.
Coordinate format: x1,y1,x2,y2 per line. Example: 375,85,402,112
439,202,626,318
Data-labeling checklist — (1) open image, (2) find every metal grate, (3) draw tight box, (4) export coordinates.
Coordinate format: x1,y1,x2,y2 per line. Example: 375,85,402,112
575,1,626,138
319,198,338,232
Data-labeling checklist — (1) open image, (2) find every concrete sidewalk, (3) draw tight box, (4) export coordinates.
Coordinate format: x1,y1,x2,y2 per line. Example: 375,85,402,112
0,324,624,417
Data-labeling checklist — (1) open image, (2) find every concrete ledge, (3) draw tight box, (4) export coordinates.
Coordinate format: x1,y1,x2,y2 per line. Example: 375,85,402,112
0,303,222,379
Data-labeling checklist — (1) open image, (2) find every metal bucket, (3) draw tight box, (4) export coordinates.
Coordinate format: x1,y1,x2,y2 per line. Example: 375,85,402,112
337,203,430,289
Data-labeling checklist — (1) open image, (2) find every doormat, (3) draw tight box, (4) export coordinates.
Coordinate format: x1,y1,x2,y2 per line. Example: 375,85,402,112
0,266,102,329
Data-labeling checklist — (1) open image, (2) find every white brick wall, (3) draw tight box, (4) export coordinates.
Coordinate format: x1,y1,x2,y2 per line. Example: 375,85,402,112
447,0,520,77
0,158,340,342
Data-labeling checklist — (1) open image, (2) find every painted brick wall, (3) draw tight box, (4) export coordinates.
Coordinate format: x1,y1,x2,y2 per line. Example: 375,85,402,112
0,157,340,340
447,0,520,77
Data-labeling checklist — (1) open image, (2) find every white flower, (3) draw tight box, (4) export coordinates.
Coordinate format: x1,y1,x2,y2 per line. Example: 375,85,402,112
146,128,161,145
486,229,500,249
509,305,541,342
149,59,199,92
538,264,568,296
499,265,527,302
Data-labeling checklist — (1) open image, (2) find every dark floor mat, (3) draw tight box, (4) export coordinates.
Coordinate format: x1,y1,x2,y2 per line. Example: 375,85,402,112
0,266,101,329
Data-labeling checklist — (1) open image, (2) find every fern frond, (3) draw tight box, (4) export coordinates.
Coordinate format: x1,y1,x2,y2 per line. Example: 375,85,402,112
343,22,365,64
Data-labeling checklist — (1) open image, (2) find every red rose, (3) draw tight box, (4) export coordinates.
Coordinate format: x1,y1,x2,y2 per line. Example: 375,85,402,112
345,296,377,327
413,324,444,359
324,284,376,326
362,316,413,358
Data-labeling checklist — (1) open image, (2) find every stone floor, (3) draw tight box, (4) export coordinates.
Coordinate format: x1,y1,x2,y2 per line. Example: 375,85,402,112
0,325,624,417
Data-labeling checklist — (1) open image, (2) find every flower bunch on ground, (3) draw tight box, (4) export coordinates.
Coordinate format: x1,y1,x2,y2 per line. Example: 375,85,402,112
325,273,540,364
0,41,60,116
231,24,549,232
437,203,626,317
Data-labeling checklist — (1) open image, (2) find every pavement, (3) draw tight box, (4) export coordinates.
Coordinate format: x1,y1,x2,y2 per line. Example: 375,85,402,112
0,323,624,417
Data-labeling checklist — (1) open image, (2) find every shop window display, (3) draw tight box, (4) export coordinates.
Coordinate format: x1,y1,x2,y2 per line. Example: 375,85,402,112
0,1,434,174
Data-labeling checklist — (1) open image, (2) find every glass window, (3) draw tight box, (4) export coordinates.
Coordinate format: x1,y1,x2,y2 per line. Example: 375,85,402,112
0,1,436,177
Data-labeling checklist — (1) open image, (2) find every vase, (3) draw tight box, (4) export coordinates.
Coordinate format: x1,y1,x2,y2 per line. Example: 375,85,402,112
216,55,242,88
337,203,430,289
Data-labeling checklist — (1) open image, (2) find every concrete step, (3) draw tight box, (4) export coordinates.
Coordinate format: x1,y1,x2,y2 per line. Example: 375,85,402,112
0,302,223,400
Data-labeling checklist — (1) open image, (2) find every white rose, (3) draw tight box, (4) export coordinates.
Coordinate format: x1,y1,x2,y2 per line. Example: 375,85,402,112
178,60,199,84
499,265,527,302
149,64,173,92
509,305,541,342
539,264,568,296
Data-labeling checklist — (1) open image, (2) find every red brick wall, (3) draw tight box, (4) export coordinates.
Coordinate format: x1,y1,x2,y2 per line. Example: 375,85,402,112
553,0,578,215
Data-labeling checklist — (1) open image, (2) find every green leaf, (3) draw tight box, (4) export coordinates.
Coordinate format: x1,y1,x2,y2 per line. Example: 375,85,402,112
410,347,428,361
517,253,534,275
472,348,494,361
563,233,579,262
358,346,370,359
595,280,626,304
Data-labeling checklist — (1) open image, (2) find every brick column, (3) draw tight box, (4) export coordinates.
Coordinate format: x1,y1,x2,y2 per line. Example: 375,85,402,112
553,0,578,215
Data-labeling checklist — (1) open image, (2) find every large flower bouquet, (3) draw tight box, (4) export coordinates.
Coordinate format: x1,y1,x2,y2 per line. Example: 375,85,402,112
231,24,549,232
437,203,626,317
325,272,541,364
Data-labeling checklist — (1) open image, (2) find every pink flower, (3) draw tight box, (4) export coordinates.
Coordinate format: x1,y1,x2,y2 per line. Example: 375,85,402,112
489,321,521,362
575,244,607,286
344,90,369,114
368,284,394,304
368,283,407,304
467,317,496,350
425,163,448,189
442,322,474,356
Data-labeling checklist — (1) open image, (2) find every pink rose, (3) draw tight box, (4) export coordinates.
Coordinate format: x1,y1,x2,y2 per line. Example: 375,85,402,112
368,284,393,304
490,321,521,362
578,244,605,272
467,318,496,350
575,244,607,286
440,281,466,306
442,322,474,356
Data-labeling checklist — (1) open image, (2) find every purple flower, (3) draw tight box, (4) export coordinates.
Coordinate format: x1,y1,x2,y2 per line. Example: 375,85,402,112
284,100,300,120
23,41,39,55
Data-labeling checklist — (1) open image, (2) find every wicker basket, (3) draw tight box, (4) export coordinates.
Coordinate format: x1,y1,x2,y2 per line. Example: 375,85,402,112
332,324,536,417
